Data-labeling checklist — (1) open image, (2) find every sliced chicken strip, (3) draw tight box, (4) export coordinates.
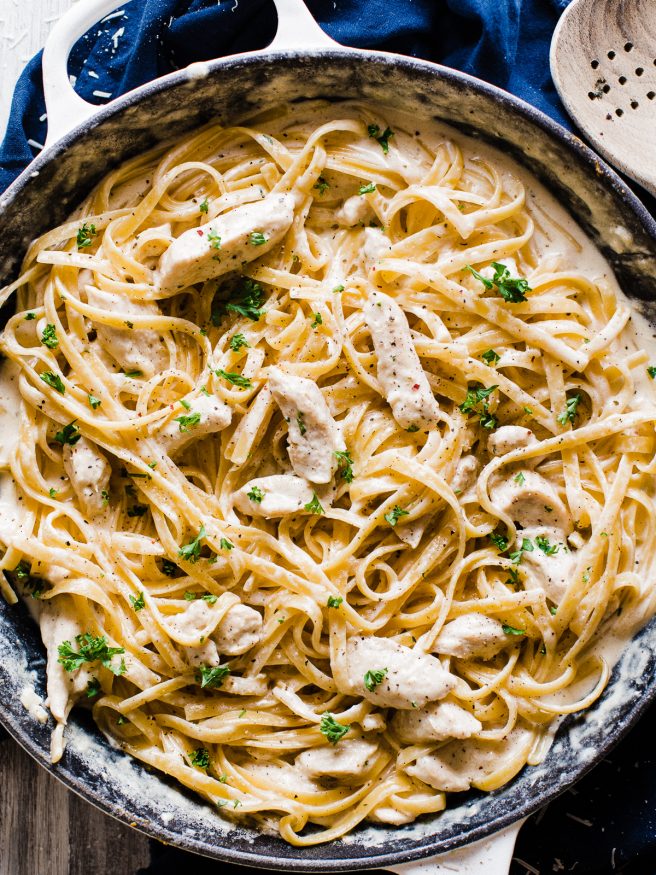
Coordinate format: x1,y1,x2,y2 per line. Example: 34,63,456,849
434,614,509,660
157,193,296,293
234,473,315,519
268,367,345,484
489,468,572,533
157,393,232,456
62,436,111,518
521,525,575,604
363,291,441,430
391,700,482,743
86,287,168,378
488,425,539,459
344,635,456,710
296,738,378,780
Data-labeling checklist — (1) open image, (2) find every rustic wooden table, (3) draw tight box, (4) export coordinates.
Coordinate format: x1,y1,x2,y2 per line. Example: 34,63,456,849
0,2,151,872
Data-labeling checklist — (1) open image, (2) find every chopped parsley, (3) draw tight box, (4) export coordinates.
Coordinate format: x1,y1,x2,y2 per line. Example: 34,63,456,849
384,505,409,527
549,605,558,615
327,595,343,608
175,411,202,432
458,384,498,429
502,624,526,636
247,486,264,503
648,366,656,379
332,284,345,293
101,489,110,506
53,421,81,446
249,231,267,246
509,537,534,565
180,399,191,410
88,394,101,409
49,488,57,498
481,349,500,366
127,504,148,518
199,197,209,214
557,393,582,426
215,369,252,389
364,668,387,692
40,324,59,349
489,532,509,552
195,663,230,688
536,535,559,555
190,747,210,769
304,492,324,515
514,472,526,486
466,262,531,303
40,371,65,394
320,713,350,744
313,176,329,195
57,633,125,675
178,525,206,563
129,591,145,611
229,333,249,352
184,591,218,604
220,537,234,551
334,449,354,483
76,223,97,249
358,182,376,195
86,678,101,698
123,370,143,379
296,411,307,435
162,559,178,577
24,312,36,320
225,278,264,322
367,123,394,154
311,312,323,329
207,229,221,250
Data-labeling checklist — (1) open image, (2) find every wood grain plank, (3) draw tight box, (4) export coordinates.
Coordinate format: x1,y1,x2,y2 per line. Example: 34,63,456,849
0,735,151,875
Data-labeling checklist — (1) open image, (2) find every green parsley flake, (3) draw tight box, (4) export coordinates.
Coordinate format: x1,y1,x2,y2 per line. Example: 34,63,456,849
514,471,526,486
536,535,559,555
334,449,354,483
385,505,409,527
358,182,376,195
313,177,329,195
180,398,191,410
249,231,267,246
49,488,57,498
297,411,307,435
175,411,202,432
502,624,526,636
220,537,234,551
466,262,531,303
489,532,509,552
77,223,97,249
557,393,582,426
58,633,125,676
305,492,324,515
24,312,36,320
648,366,656,379
247,486,264,504
229,333,249,352
190,747,210,769
127,504,148,518
225,278,264,322
54,421,81,446
327,596,343,608
101,489,110,507
123,370,143,379
88,394,101,409
129,591,145,612
363,668,387,691
41,324,59,349
311,312,323,329
162,559,178,577
86,678,101,698
509,537,534,565
40,371,65,394
179,524,206,563
195,663,230,688
458,384,498,429
207,229,221,250
215,368,252,389
367,123,394,154
332,285,345,293
481,348,500,365
320,713,350,744
199,197,209,214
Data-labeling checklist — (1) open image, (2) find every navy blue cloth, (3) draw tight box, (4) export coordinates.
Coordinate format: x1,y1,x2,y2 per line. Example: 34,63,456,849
0,0,572,194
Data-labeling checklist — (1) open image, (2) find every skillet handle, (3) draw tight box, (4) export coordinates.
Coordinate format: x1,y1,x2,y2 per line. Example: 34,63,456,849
385,821,523,875
41,0,339,148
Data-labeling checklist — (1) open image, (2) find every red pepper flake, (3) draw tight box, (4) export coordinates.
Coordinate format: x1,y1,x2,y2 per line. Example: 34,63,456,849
196,229,204,237
412,383,420,391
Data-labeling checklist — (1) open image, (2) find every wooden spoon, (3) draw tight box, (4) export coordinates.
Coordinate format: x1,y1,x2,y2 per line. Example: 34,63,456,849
550,0,656,196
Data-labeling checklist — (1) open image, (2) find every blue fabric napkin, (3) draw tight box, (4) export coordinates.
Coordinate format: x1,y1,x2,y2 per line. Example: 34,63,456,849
0,0,571,194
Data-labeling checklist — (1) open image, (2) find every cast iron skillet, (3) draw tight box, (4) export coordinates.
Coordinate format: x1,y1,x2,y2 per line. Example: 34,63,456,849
1,0,656,871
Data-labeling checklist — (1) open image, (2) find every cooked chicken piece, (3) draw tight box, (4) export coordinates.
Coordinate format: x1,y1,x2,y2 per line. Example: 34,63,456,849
62,436,111,518
489,469,572,533
488,425,538,458
214,603,263,655
234,474,315,518
268,367,345,484
157,393,232,456
434,614,509,660
157,193,296,293
363,291,441,430
344,635,456,709
336,194,373,227
521,525,575,603
391,700,482,743
296,738,378,779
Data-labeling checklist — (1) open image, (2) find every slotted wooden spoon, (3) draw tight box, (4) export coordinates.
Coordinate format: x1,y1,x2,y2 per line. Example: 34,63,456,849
550,0,656,196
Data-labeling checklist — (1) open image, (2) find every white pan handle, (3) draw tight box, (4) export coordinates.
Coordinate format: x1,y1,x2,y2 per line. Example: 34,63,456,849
42,0,339,148
386,821,523,875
